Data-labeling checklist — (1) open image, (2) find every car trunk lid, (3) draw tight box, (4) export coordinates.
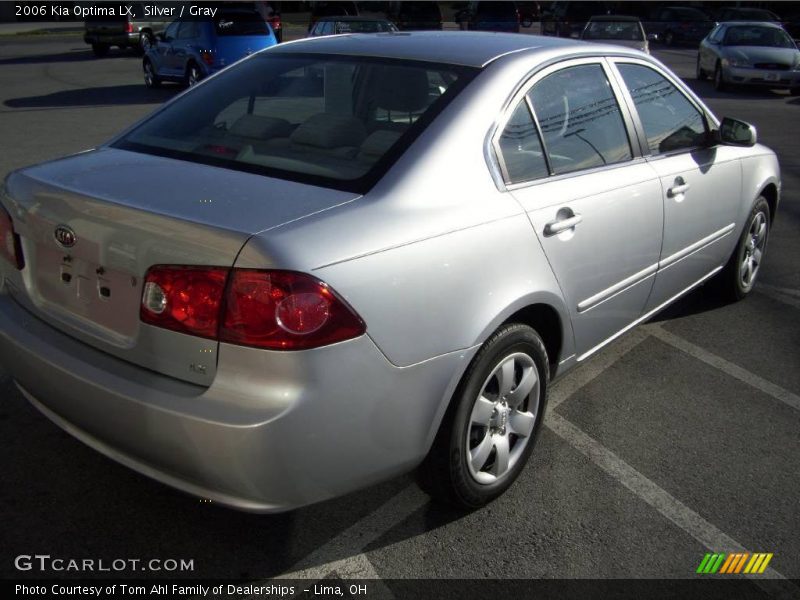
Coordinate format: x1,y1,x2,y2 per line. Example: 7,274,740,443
2,147,359,385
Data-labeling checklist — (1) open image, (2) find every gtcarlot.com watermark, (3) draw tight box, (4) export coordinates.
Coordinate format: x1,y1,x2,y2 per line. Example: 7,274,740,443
14,555,194,573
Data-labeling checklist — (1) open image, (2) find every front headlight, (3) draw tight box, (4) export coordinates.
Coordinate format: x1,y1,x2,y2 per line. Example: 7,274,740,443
723,57,751,68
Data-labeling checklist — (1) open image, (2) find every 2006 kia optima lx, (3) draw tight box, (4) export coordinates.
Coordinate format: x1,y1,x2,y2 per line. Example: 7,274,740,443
0,32,780,511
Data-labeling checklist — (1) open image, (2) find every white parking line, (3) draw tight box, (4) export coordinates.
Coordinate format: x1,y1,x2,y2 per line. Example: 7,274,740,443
244,485,428,596
546,412,797,598
255,323,795,591
758,286,800,310
646,324,800,413
549,329,649,410
758,283,800,298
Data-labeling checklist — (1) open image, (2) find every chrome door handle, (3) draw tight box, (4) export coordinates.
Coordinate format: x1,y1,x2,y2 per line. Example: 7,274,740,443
667,180,690,197
544,213,583,236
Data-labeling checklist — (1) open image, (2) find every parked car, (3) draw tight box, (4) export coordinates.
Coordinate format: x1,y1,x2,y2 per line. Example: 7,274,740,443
580,15,649,53
308,16,399,36
142,9,278,88
83,1,168,57
388,1,444,31
1,32,780,512
541,1,608,38
697,21,800,94
714,7,781,24
646,5,714,46
457,1,522,33
307,1,359,32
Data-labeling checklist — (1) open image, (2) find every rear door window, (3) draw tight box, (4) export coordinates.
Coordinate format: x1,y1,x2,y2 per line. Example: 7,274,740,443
528,64,632,175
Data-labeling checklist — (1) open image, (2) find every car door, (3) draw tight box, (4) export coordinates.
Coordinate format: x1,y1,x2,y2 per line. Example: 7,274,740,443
153,20,179,75
610,60,742,312
700,24,726,74
172,21,200,74
499,59,664,359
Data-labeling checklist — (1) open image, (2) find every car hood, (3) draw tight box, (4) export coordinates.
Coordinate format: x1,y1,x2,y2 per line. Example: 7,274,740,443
721,46,799,64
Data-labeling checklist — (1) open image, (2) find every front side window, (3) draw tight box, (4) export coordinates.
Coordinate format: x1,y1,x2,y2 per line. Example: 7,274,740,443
528,64,632,175
114,54,476,192
617,63,707,155
497,101,548,184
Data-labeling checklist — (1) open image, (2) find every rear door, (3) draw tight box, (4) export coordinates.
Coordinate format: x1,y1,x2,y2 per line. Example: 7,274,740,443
609,59,741,312
501,58,664,359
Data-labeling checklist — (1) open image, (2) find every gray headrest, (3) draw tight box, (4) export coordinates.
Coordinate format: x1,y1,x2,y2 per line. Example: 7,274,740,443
290,113,367,149
229,115,292,139
373,66,431,113
359,130,403,160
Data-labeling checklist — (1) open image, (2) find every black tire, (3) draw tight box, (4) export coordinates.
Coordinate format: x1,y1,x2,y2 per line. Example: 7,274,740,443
143,59,161,89
418,323,549,509
714,62,727,92
696,56,706,81
185,62,203,87
91,43,109,58
715,196,770,302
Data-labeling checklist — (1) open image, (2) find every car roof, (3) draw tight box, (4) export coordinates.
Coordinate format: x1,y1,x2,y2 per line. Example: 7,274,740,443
718,21,786,28
269,31,604,67
588,15,642,23
316,16,393,22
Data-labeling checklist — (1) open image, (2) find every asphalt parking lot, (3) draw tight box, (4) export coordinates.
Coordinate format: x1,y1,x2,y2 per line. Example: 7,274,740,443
0,32,798,595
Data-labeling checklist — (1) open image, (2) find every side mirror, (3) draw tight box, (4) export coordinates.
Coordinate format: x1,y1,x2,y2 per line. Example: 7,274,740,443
718,117,757,147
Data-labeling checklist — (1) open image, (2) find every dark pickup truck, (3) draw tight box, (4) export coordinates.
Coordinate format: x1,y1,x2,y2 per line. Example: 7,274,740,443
83,2,169,57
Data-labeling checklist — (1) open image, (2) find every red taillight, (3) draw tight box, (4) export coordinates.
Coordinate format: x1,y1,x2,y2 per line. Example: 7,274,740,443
269,15,281,31
140,267,365,350
199,50,214,66
0,205,24,270
126,21,134,33
221,270,365,350
141,266,228,339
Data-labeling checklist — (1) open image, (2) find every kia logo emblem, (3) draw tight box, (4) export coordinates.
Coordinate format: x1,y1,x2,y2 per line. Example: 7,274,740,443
54,225,76,248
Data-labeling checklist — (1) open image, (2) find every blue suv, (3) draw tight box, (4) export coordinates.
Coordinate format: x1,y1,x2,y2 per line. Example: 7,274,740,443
143,8,277,88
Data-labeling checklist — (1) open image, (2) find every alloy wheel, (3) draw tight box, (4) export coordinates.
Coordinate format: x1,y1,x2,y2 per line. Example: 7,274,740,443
740,210,767,289
466,352,539,485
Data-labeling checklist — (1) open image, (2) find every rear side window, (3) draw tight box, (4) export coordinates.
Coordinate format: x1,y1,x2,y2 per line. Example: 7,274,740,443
617,64,707,154
497,101,548,184
528,64,632,175
114,55,476,192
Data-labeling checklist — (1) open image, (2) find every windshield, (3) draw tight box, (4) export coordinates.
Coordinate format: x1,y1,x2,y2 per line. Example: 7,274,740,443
114,54,476,192
672,8,707,21
723,25,796,48
583,21,644,41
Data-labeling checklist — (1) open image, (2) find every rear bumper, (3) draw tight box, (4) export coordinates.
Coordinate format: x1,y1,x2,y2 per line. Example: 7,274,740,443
725,66,800,88
0,289,471,512
83,32,138,47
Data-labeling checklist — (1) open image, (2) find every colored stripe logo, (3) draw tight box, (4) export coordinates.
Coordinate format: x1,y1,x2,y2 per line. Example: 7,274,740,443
696,552,773,574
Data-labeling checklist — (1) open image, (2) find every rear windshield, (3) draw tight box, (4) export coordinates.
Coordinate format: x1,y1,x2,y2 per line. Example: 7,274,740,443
584,21,643,41
215,10,270,36
113,54,477,192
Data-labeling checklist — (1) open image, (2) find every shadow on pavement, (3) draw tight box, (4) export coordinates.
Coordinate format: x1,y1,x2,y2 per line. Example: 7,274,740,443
4,84,177,108
0,49,138,65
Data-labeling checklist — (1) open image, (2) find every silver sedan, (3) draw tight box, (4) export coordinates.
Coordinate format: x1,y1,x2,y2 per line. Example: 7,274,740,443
0,32,780,512
697,21,800,93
